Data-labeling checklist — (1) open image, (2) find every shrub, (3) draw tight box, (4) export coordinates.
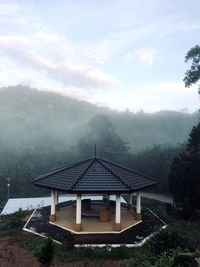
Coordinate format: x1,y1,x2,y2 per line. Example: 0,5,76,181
83,246,93,258
172,253,198,267
34,237,56,266
118,249,200,267
92,247,110,259
111,246,131,259
149,226,196,255
0,209,30,235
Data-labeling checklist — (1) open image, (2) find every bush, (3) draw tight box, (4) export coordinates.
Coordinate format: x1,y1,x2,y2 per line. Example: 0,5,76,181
34,237,56,266
149,226,196,255
0,209,30,235
118,249,200,267
91,247,110,259
173,253,198,267
111,246,131,259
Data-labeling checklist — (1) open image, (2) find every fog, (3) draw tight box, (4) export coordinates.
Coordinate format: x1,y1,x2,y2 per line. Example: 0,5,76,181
0,85,199,202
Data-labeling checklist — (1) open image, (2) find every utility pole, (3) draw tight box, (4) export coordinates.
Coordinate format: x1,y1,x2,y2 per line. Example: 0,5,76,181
6,178,11,200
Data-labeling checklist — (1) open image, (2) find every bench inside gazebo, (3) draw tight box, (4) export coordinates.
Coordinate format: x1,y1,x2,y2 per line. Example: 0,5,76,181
33,157,158,233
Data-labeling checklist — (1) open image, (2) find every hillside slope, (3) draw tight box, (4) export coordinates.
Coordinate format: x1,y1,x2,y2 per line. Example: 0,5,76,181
0,85,198,152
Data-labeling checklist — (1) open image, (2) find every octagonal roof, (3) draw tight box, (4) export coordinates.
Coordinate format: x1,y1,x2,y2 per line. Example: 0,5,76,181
33,157,158,193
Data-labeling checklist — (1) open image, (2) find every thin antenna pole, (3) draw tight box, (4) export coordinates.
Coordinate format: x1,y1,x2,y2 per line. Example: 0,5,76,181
94,144,96,158
6,178,11,200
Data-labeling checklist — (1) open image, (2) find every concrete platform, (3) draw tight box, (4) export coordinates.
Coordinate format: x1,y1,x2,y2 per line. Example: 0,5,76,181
23,200,165,247
51,203,139,233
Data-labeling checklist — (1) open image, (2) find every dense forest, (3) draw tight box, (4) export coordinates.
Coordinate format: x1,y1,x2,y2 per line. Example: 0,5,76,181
0,85,199,202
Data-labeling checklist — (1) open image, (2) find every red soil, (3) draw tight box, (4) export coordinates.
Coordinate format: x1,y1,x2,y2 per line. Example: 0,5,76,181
0,232,117,267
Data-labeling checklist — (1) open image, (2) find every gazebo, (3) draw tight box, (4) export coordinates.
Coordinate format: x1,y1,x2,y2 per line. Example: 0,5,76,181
33,157,158,232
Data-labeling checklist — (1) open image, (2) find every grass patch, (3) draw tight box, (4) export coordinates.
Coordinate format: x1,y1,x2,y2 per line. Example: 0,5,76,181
22,237,133,263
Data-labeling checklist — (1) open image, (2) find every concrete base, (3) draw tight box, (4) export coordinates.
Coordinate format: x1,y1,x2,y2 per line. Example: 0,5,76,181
72,207,76,219
114,223,122,231
127,204,133,210
136,213,142,221
49,214,56,222
55,204,60,211
74,223,82,232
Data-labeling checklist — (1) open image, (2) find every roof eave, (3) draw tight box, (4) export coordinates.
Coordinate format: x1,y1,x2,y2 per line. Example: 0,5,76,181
33,181,158,195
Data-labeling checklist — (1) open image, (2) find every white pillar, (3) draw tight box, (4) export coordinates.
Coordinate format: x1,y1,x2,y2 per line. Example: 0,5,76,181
55,190,59,210
49,190,56,222
75,194,82,231
51,190,56,214
136,191,142,220
115,194,121,231
136,191,141,213
55,191,58,205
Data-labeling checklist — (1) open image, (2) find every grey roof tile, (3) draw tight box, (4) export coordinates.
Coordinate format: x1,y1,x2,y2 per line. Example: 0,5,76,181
33,157,158,193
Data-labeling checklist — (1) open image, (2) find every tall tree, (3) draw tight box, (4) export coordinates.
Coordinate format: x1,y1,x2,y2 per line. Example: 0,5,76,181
184,45,200,94
77,115,129,163
169,123,200,219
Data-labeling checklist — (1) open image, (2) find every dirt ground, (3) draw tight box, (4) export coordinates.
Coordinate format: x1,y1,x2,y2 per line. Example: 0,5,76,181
0,232,118,267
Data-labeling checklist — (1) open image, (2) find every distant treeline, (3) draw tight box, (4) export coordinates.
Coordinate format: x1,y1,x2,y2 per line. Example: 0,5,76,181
0,85,199,201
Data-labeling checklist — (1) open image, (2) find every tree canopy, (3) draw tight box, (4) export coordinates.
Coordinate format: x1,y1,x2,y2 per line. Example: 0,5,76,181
184,45,200,93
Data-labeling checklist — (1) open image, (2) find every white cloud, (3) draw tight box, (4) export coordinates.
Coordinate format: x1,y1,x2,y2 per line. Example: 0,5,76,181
3,15,27,25
0,3,19,15
126,48,157,65
0,34,117,89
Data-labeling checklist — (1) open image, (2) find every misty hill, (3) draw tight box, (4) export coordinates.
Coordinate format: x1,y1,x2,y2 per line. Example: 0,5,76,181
0,85,199,153
0,85,199,200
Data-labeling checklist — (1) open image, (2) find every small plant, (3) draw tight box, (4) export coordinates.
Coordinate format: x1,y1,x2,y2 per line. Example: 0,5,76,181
149,226,196,255
0,209,31,235
34,237,56,266
111,246,131,259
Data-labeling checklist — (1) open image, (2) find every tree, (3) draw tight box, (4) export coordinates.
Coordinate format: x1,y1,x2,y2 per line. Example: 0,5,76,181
184,45,200,93
169,123,200,219
35,237,56,266
77,115,129,163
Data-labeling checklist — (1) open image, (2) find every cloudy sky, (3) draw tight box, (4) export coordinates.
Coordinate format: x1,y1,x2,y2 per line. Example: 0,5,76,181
0,0,199,112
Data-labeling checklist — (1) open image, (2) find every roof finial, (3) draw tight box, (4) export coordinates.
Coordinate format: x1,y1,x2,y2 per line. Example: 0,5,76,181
94,144,96,158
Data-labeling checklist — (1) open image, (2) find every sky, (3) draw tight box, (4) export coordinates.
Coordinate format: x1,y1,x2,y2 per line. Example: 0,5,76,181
0,0,199,112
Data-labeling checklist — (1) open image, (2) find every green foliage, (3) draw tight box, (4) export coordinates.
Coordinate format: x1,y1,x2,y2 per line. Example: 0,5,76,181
117,248,154,267
0,209,31,235
34,237,56,266
118,248,200,267
21,236,42,251
23,233,200,266
112,246,131,259
128,144,184,193
149,226,196,255
169,122,200,219
184,45,200,93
